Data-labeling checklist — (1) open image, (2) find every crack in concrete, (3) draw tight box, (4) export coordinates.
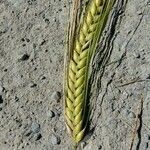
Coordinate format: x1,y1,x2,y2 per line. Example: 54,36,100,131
136,96,144,150
116,3,147,69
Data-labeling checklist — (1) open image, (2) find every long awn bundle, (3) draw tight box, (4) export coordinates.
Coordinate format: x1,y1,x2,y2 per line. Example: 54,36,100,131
64,0,116,144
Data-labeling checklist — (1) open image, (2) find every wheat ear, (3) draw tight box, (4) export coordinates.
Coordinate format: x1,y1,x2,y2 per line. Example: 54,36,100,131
64,0,115,143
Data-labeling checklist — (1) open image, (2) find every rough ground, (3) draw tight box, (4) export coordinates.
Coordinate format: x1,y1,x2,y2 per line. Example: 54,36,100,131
0,0,150,150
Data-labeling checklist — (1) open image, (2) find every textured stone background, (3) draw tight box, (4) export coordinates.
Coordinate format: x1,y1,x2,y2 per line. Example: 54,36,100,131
0,0,150,150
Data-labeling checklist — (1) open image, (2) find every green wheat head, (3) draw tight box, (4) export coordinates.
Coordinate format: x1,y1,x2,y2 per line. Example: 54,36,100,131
64,0,115,144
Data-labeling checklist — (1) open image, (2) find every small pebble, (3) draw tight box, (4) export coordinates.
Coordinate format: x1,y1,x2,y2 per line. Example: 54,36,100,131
98,145,102,149
145,134,150,140
137,10,142,15
122,91,129,99
41,76,46,80
30,83,37,88
146,74,150,79
45,19,50,24
50,134,61,145
128,112,136,118
4,68,7,72
26,38,30,42
135,53,140,59
47,110,55,118
14,96,19,102
144,142,148,149
50,91,61,102
34,133,42,141
31,122,40,133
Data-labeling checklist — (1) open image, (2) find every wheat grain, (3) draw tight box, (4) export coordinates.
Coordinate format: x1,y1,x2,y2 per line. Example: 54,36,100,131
64,0,115,143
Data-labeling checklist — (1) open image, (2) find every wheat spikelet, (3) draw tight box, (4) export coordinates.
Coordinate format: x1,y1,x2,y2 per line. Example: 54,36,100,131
64,0,115,143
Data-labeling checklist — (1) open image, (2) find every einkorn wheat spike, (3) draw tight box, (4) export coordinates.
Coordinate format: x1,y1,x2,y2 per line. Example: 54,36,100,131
64,0,115,143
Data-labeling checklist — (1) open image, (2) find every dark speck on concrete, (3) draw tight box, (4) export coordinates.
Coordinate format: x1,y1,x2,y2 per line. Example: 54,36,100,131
20,54,30,61
0,95,3,104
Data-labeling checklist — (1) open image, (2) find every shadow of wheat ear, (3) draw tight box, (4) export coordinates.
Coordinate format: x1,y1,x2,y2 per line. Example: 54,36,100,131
64,0,116,144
